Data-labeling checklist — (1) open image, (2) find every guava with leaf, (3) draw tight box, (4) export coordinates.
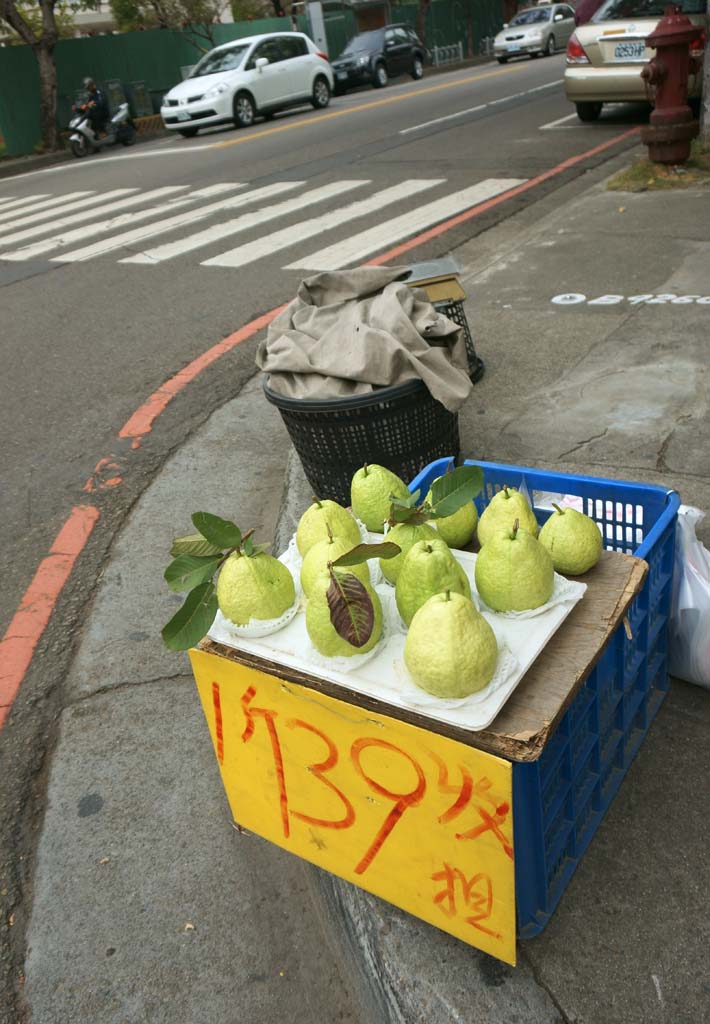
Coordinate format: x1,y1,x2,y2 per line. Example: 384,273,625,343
425,477,478,549
477,486,539,547
475,520,554,612
305,542,399,657
379,464,484,583
404,591,498,697
351,464,410,533
395,538,471,626
301,530,369,597
538,504,603,575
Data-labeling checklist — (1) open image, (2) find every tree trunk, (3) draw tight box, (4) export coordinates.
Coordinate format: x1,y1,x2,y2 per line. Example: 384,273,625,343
35,42,59,151
416,0,430,45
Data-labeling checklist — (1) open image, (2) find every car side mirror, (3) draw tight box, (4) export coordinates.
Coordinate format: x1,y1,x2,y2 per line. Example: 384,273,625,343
502,22,509,29
255,57,269,69
554,12,564,20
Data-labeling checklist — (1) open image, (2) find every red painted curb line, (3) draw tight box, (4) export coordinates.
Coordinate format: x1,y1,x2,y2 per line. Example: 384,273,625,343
367,127,639,265
0,505,99,730
119,306,288,446
0,128,638,733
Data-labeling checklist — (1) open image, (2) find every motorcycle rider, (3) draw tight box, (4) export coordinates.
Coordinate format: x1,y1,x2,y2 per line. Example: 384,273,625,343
78,77,110,138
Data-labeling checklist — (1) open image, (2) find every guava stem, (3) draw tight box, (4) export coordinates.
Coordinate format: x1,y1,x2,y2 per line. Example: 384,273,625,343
242,528,255,543
445,589,451,601
552,502,564,515
425,543,433,553
363,464,368,476
511,517,519,540
313,496,322,508
326,522,334,543
504,486,510,498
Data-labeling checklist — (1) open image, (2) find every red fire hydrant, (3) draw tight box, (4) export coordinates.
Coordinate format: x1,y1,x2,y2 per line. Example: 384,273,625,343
640,5,702,164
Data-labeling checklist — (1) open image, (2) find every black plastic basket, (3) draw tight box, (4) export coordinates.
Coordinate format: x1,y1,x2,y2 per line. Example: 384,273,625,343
263,377,460,505
434,299,485,384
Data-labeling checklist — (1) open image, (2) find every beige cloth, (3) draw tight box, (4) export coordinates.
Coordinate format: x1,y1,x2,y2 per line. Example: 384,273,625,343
256,267,472,413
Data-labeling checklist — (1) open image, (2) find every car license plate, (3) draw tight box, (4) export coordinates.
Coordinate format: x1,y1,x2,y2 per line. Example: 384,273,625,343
336,71,347,80
508,44,520,52
614,41,645,60
176,109,190,121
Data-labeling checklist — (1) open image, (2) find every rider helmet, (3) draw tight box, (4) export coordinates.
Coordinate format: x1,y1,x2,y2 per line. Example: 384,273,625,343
83,77,96,90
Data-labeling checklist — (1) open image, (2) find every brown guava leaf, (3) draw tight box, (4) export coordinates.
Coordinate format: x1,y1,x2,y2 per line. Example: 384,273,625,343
326,571,374,648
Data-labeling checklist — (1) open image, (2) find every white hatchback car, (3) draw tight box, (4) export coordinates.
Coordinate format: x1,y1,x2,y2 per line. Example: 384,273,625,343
160,32,334,137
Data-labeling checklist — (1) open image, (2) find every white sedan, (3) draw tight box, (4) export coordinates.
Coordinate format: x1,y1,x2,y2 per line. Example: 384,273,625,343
160,32,334,137
494,4,575,62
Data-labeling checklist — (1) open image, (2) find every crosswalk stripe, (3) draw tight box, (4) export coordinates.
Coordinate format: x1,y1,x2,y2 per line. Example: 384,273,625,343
1,184,244,262
0,193,55,216
285,178,526,270
120,181,369,265
0,188,189,249
0,190,125,234
201,179,444,270
52,182,305,263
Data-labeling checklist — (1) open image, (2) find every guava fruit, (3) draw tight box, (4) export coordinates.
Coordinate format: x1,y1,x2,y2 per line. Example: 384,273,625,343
306,571,383,657
477,486,539,547
395,538,471,626
296,499,360,557
301,533,369,597
538,504,603,575
217,551,295,625
351,464,410,533
404,591,498,697
380,521,438,584
475,524,554,612
426,478,478,549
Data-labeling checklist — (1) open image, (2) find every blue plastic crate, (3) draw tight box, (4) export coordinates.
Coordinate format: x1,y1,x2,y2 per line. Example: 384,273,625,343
409,458,680,938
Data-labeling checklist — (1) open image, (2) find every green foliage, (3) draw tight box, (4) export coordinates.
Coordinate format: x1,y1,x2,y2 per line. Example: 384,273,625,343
0,0,97,44
331,542,401,567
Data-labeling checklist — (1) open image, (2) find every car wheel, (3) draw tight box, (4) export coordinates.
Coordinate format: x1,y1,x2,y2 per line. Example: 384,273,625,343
311,75,331,109
530,52,539,59
233,92,255,129
411,55,423,79
178,127,198,138
545,35,555,56
497,56,508,64
373,62,388,88
575,101,603,122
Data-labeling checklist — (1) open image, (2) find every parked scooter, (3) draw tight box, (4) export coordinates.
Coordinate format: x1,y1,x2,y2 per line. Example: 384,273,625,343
68,102,136,158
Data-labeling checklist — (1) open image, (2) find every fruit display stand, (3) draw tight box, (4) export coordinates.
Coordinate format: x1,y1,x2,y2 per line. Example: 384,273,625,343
188,459,679,966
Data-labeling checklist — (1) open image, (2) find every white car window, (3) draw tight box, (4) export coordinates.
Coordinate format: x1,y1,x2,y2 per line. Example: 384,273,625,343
190,45,248,77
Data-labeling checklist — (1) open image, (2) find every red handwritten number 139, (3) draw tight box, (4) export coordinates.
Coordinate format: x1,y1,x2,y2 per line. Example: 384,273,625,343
239,685,426,874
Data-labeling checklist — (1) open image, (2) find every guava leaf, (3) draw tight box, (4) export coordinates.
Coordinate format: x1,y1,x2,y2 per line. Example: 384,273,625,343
331,542,401,567
391,505,430,525
161,582,218,651
164,554,222,592
244,536,270,558
170,533,223,558
428,466,484,519
390,490,420,510
326,572,374,648
191,512,242,550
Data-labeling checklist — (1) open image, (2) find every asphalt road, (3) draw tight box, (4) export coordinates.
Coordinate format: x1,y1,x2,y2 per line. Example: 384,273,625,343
0,54,649,1018
0,57,643,657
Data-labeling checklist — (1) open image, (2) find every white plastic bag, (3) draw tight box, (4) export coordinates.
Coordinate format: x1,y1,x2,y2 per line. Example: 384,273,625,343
668,505,710,688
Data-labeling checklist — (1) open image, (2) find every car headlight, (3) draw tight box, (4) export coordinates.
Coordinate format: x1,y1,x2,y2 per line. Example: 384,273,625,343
527,32,543,42
357,55,369,66
204,82,229,100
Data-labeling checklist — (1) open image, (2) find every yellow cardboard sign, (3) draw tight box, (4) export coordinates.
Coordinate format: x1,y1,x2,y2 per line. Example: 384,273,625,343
190,648,516,964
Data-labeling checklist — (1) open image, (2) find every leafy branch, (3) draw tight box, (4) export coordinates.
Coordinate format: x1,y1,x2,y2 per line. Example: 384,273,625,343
386,465,484,527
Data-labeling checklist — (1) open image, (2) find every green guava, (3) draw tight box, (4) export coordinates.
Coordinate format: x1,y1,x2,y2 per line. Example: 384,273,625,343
296,499,360,557
477,486,539,547
351,464,410,533
475,525,554,612
380,521,438,584
404,591,498,697
395,538,471,626
301,534,369,597
426,479,478,549
217,551,295,625
538,505,603,575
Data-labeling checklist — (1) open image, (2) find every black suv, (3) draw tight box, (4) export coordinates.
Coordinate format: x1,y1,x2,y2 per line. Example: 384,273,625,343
331,24,428,92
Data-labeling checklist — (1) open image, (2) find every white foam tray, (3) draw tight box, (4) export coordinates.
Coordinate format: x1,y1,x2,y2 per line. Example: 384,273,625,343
207,538,586,733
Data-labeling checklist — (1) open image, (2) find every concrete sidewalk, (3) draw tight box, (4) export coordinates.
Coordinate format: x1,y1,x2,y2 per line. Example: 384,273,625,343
16,150,710,1023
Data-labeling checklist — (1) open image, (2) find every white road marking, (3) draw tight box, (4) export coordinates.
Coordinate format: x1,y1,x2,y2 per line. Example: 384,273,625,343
400,80,563,134
52,181,306,263
539,112,578,130
0,188,184,249
0,190,102,230
0,188,138,235
287,178,525,271
0,191,97,227
0,193,52,214
202,179,443,269
1,184,242,262
121,181,367,264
